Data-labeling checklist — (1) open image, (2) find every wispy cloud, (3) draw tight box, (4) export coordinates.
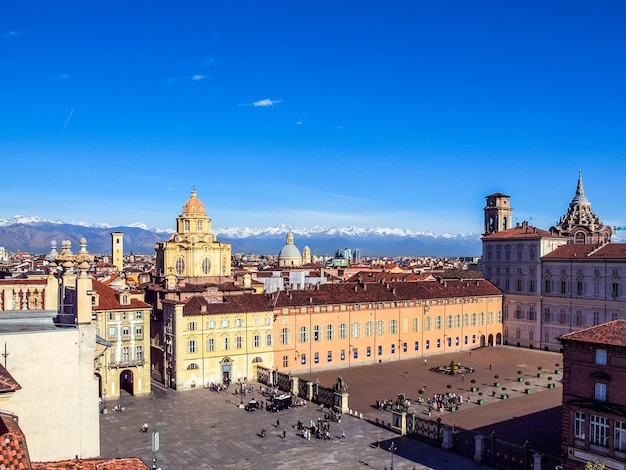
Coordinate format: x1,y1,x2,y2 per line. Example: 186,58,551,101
2,31,26,38
201,58,215,67
191,74,205,80
239,98,283,107
56,74,70,80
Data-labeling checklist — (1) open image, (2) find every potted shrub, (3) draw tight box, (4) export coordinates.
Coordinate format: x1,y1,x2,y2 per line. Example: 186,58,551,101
446,384,453,396
501,387,509,399
517,370,524,382
537,367,543,378
555,363,561,375
525,382,531,394
548,376,555,388
470,379,478,392
494,375,500,387
478,392,484,405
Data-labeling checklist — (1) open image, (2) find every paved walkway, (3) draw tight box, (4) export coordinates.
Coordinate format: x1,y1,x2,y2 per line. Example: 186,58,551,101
100,346,563,468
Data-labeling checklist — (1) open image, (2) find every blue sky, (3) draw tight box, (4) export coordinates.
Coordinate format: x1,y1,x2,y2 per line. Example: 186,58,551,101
2,1,626,234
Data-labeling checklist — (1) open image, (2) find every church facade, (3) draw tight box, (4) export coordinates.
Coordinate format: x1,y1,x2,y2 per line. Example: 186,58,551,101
155,190,232,286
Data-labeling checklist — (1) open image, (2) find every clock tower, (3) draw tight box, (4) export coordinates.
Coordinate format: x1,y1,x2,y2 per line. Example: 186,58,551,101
484,193,512,235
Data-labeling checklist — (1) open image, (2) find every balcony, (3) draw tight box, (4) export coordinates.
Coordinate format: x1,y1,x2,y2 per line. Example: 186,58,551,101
109,359,145,369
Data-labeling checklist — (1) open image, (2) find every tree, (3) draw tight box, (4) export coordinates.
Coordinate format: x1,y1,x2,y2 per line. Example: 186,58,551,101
585,460,605,470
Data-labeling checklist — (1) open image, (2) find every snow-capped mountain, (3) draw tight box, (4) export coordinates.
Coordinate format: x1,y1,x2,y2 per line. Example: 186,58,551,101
0,216,483,257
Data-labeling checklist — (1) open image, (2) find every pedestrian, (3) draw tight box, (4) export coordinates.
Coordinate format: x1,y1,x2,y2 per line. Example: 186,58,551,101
283,429,287,439
404,371,408,378
277,418,280,427
424,358,427,366
489,363,492,370
461,374,464,382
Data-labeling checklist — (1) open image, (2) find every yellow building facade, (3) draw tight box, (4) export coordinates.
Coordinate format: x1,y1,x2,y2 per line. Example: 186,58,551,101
162,294,274,390
92,280,152,399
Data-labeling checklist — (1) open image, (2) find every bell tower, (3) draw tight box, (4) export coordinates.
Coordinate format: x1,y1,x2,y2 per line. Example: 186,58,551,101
484,193,512,235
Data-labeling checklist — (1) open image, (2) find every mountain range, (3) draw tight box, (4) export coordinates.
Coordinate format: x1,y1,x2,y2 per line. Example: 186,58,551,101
0,216,483,258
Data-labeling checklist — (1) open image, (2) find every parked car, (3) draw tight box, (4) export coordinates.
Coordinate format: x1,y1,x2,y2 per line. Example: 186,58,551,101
267,394,291,412
244,399,259,411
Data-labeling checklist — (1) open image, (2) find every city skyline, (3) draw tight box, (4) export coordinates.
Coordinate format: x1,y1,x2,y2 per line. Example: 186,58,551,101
2,2,626,234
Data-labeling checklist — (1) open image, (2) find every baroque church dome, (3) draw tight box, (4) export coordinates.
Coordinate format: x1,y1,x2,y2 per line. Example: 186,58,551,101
278,232,302,267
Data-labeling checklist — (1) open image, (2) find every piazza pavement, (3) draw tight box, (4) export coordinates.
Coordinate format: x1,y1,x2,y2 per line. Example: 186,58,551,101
100,345,563,469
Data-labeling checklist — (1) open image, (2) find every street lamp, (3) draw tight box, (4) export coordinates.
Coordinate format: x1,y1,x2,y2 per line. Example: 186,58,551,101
389,441,397,470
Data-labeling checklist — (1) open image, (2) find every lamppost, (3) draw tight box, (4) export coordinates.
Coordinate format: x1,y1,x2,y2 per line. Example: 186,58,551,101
389,441,397,470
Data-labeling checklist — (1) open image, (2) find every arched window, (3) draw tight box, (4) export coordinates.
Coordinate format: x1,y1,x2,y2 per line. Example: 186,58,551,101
575,232,586,244
175,257,185,275
201,257,211,275
187,363,199,370
184,220,190,231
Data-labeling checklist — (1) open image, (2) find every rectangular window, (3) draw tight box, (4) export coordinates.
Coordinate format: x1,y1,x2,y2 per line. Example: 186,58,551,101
561,281,567,294
265,334,273,347
424,317,432,331
326,324,334,341
222,337,230,350
301,353,306,365
367,346,371,357
615,421,626,451
366,321,373,337
339,323,348,339
413,318,419,332
590,415,609,447
377,320,384,335
352,322,360,338
207,320,216,329
253,335,260,347
517,279,523,292
594,282,600,296
447,315,453,329
341,349,345,360
280,328,290,345
122,346,130,361
595,383,607,401
377,345,382,356
313,325,320,341
207,338,215,352
544,308,551,323
389,319,398,334
188,340,197,354
282,356,288,368
529,280,535,293
136,346,143,361
577,281,583,296
235,336,243,349
545,279,551,293
327,351,332,362
574,411,585,439
299,326,308,343
612,283,619,297
596,349,607,365
391,344,395,354
221,319,230,328
426,340,430,350
437,338,441,348
353,347,358,359
135,311,143,319
414,341,419,351
435,316,442,330
471,313,477,326
314,352,319,363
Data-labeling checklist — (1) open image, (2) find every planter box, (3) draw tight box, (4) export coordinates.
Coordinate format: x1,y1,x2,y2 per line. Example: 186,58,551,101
501,394,509,400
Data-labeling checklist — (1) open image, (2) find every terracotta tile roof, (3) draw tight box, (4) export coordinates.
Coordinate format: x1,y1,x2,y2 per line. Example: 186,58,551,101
0,414,31,469
91,280,151,310
32,457,149,469
345,272,433,283
559,320,626,347
0,364,21,394
180,279,502,315
0,279,47,286
543,243,626,260
481,225,562,240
